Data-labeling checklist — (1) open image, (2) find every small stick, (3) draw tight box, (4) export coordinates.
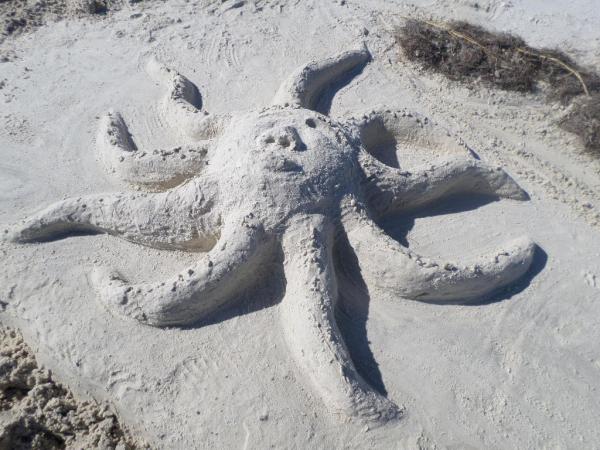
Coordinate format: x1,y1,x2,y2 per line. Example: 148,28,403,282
515,47,590,97
418,19,497,60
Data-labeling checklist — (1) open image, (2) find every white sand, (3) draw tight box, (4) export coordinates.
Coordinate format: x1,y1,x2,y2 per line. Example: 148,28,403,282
1,0,600,448
0,327,148,448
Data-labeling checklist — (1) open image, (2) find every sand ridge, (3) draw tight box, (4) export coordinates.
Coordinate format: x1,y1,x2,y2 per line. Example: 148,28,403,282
0,327,148,449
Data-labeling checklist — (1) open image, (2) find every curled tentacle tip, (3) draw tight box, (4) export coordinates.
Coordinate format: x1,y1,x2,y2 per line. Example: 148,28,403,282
88,266,148,320
353,400,404,427
502,181,530,201
484,237,537,288
145,57,181,88
506,236,537,260
89,266,126,292
374,403,404,423
1,221,45,244
491,169,530,201
2,225,22,243
513,189,530,201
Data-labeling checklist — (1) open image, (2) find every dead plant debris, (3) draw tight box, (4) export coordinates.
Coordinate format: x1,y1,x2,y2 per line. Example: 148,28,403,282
560,96,600,154
396,19,600,153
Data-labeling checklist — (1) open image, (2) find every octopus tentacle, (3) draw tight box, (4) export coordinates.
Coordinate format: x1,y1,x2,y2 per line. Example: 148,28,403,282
272,46,370,113
146,58,230,140
280,214,400,422
98,110,212,189
92,214,274,327
360,152,528,219
346,108,469,168
342,202,536,303
5,181,219,252
350,109,528,218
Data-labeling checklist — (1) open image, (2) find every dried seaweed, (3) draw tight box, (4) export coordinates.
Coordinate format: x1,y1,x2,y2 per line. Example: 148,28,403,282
397,20,539,92
560,95,600,153
396,19,600,152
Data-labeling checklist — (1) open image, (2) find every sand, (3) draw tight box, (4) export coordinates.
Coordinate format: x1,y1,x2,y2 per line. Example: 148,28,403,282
1,0,600,448
0,327,148,449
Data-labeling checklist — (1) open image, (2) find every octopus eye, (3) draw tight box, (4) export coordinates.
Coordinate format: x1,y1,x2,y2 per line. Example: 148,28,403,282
305,118,316,128
278,136,291,147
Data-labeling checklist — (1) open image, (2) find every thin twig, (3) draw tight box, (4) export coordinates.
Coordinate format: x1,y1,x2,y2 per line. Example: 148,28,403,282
515,47,590,97
420,19,489,53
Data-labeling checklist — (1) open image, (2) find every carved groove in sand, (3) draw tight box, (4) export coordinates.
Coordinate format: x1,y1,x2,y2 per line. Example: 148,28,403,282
6,46,537,423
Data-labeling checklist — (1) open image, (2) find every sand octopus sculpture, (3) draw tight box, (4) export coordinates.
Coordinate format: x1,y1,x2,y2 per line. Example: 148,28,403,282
6,46,537,423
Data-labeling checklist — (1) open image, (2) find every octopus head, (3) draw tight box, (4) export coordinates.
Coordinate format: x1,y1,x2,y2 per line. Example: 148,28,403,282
208,107,360,223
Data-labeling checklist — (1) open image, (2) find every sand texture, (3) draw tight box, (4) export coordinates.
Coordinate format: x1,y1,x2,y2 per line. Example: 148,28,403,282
0,327,148,449
1,0,600,448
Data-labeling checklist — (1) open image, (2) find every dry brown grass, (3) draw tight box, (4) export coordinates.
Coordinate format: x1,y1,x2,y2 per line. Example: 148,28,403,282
560,96,600,154
396,19,600,152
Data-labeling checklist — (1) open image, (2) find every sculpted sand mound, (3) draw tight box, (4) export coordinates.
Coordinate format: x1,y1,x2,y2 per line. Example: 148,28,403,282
5,47,537,423
1,0,600,447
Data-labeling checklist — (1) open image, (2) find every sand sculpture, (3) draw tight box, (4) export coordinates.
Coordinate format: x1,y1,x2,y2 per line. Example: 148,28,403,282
5,46,537,422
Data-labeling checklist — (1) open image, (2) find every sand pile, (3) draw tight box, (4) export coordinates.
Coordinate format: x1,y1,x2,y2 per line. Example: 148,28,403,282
0,327,148,450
